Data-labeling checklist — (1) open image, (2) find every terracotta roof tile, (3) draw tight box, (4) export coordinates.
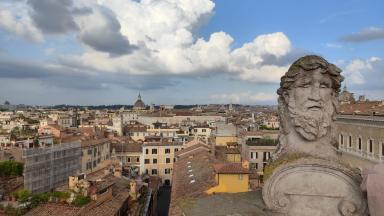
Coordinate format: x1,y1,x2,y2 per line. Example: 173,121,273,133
24,203,80,216
170,148,217,210
213,163,250,174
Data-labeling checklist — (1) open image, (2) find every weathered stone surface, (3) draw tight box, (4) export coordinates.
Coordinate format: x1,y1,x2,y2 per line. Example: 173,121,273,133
263,158,367,216
263,55,368,215
361,164,384,216
275,55,343,160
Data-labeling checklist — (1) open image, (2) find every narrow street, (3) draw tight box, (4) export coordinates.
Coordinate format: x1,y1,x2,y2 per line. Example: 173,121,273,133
157,186,171,216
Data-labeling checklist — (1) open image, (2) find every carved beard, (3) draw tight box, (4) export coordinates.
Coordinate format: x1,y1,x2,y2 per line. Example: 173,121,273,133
287,97,335,141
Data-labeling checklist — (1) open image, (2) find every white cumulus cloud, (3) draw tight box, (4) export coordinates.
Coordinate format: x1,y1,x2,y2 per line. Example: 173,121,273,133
0,0,296,87
343,57,382,85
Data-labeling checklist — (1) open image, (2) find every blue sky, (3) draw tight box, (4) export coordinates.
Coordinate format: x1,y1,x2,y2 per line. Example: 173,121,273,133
0,0,383,105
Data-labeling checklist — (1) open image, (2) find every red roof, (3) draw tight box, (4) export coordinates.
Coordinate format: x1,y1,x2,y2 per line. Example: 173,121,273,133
213,163,250,174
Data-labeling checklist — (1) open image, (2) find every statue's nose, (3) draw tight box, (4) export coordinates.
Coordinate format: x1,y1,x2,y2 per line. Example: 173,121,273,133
309,85,321,101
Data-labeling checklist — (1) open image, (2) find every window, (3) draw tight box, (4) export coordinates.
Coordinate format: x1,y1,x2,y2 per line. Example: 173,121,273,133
145,149,149,154
251,152,254,159
340,134,344,145
165,148,171,154
349,136,352,148
194,129,197,132
202,129,206,132
173,158,176,162
86,161,92,170
166,158,171,163
369,139,373,153
255,152,258,159
263,152,269,161
127,157,131,163
358,138,362,150
165,168,171,174
152,149,157,154
153,158,157,164
382,143,384,156
145,169,148,174
144,159,150,164
136,157,140,162
152,169,158,175
175,148,179,152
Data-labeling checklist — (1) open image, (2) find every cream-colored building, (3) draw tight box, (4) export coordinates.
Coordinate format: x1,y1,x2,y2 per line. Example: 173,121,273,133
240,134,278,176
112,115,123,136
140,138,183,185
111,139,142,176
129,127,179,141
190,126,213,140
336,114,384,170
81,138,111,174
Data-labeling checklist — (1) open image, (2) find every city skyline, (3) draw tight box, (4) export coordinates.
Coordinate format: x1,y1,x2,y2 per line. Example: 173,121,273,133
0,0,383,105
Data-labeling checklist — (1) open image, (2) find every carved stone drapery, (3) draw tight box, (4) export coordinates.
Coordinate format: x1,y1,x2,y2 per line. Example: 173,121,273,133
263,158,368,216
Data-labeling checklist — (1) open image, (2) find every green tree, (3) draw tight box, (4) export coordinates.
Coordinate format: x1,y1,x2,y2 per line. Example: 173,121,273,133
0,161,23,176
30,193,50,207
72,195,91,207
12,189,31,203
52,191,70,201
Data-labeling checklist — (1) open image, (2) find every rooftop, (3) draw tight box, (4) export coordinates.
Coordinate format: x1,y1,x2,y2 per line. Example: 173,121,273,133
81,138,110,148
81,192,129,216
24,203,80,216
338,101,384,116
171,190,267,216
171,149,217,212
112,141,142,153
246,138,278,146
213,163,250,174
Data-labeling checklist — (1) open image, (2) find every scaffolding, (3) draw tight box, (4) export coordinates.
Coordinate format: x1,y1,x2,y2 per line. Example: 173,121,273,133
22,141,81,194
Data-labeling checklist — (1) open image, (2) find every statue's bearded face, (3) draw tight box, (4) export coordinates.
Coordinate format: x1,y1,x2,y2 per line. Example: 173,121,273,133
285,69,336,141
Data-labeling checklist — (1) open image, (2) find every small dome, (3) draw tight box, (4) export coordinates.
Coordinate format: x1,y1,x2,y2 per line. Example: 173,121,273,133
133,93,146,110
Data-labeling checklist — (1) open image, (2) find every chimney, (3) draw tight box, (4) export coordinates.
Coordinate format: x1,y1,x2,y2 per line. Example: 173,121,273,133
242,160,249,169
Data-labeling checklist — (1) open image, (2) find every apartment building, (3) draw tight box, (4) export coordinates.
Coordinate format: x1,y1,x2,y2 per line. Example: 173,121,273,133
189,126,213,140
240,132,278,175
140,137,183,185
80,138,111,174
111,138,142,176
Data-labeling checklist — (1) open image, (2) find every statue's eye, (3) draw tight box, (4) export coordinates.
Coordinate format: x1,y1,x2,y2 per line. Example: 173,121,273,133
320,83,329,88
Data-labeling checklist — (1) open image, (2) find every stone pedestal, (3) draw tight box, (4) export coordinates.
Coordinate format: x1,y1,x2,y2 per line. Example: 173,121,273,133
262,158,368,216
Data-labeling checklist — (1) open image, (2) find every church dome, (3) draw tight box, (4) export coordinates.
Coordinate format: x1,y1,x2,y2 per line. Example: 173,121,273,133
133,93,146,110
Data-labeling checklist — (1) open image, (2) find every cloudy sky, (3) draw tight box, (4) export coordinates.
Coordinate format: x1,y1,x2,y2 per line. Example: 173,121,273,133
0,0,383,105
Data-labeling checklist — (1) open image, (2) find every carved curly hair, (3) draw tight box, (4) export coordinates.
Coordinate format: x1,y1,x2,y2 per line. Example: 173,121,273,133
277,55,344,97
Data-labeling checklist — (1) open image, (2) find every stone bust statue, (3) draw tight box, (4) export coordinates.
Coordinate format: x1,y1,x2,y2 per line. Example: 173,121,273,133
276,55,344,159
263,56,367,216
